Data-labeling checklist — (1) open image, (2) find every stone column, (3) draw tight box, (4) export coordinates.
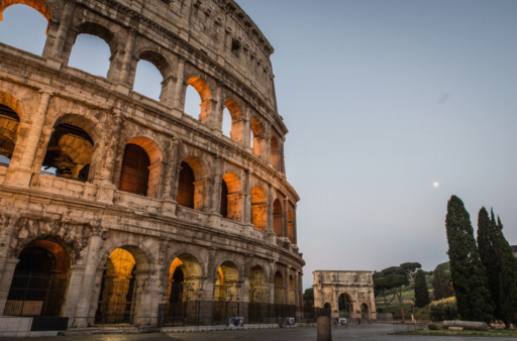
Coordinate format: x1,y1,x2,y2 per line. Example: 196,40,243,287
160,75,177,108
283,197,289,239
264,124,272,162
209,157,223,215
108,29,136,88
0,258,18,316
172,60,186,114
266,184,274,235
61,264,86,321
210,85,223,132
242,170,251,225
72,234,103,328
5,92,51,187
42,1,76,65
161,139,179,217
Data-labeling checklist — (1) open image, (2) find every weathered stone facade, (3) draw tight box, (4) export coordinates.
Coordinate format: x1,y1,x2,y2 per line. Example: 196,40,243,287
0,0,303,328
313,271,376,321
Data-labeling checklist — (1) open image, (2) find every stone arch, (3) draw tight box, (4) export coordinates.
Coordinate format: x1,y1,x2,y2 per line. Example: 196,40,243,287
184,76,212,122
287,204,296,244
360,303,370,320
222,98,245,143
338,293,353,318
250,116,265,157
270,135,282,171
249,265,268,304
220,171,242,221
274,271,285,305
272,198,283,237
176,157,205,210
4,238,70,317
250,185,267,230
214,261,240,302
119,136,163,198
167,254,202,303
131,49,172,101
0,102,20,165
94,245,152,324
0,0,51,21
288,274,296,305
64,21,116,78
41,114,97,182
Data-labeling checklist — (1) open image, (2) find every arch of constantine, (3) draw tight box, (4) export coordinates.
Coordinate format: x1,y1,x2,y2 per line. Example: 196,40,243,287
313,271,377,321
0,0,303,329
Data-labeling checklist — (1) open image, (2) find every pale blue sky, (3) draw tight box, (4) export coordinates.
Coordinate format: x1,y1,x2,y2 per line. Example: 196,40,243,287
1,1,516,289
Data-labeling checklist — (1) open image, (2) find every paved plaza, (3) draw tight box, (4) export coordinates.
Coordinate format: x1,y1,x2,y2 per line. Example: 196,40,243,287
1,324,516,341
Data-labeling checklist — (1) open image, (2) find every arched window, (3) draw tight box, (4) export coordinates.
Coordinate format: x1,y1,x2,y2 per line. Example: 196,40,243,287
222,107,232,137
0,4,48,56
183,77,211,122
68,28,112,77
222,99,244,143
119,144,150,196
133,60,163,100
220,172,242,221
213,262,239,302
177,162,195,208
250,116,265,157
0,104,20,165
42,121,94,182
273,199,283,237
270,136,282,171
250,185,267,230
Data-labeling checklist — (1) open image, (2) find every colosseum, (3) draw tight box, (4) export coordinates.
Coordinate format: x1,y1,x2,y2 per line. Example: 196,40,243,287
0,0,303,330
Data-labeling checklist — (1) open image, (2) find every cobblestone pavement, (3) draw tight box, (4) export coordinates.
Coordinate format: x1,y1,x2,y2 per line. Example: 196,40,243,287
2,324,516,341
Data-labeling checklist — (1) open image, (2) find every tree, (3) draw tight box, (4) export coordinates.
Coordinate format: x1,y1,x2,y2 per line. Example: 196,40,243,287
445,195,493,322
490,212,517,326
414,270,431,307
477,208,499,318
432,262,454,300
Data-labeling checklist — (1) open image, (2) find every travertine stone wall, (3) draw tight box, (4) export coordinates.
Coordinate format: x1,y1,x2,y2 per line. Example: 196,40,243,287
0,0,303,328
313,271,377,320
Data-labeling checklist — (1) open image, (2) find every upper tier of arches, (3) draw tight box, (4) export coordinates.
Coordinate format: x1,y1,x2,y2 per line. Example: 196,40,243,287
0,1,286,174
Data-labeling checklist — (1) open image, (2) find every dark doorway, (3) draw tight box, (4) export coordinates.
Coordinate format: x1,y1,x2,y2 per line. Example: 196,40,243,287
177,162,195,208
119,144,150,195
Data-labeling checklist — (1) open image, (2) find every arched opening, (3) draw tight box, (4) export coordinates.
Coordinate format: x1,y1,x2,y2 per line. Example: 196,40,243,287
4,239,70,317
118,137,162,197
273,199,283,237
166,255,202,325
95,247,146,324
287,205,296,244
222,107,232,138
177,161,195,209
361,303,369,320
0,104,19,165
251,185,267,230
68,24,112,78
250,116,265,157
184,77,211,122
338,293,352,318
220,172,242,221
270,136,282,171
222,99,244,143
288,275,296,305
41,119,95,182
119,144,150,196
133,60,163,100
0,3,48,56
274,271,285,305
248,265,267,323
213,261,239,323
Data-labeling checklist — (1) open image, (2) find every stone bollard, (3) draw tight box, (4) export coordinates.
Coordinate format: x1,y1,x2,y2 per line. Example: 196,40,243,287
317,316,332,341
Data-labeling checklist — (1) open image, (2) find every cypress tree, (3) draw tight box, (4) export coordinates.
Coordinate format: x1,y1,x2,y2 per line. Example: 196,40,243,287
491,213,517,326
432,262,454,300
445,195,493,322
477,208,498,317
414,270,431,308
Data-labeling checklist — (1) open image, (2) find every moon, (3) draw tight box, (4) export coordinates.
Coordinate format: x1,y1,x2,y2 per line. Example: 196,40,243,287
433,181,440,189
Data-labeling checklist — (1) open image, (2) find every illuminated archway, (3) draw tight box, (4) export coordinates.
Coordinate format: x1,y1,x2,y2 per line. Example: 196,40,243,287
270,135,282,171
250,116,265,157
338,293,352,318
250,185,267,230
42,116,96,182
222,98,244,143
220,172,242,221
273,199,283,237
184,76,212,122
4,239,70,317
176,158,205,210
